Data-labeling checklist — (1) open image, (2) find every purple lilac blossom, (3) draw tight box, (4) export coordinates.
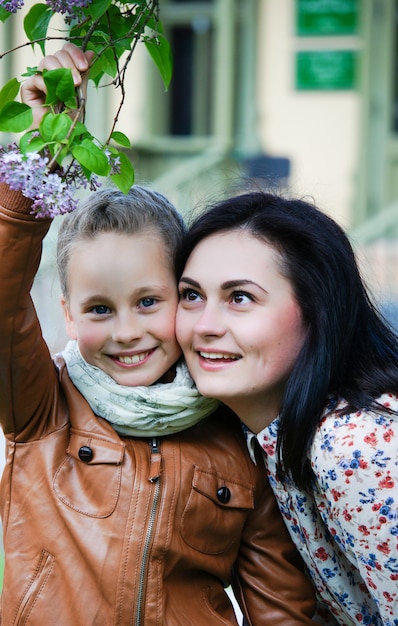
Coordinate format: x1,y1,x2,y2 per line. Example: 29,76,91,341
0,144,99,218
45,0,92,18
1,0,24,13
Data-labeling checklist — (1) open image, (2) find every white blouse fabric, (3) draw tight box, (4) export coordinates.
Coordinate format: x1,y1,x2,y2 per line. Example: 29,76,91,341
247,393,398,626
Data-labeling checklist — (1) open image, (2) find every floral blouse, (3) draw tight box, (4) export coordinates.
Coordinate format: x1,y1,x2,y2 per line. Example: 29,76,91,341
246,393,398,626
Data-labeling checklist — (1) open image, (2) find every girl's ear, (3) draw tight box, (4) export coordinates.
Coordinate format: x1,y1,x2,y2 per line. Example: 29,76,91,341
61,295,77,340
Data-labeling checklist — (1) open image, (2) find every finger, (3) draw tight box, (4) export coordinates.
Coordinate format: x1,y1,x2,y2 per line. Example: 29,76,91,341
57,45,95,102
38,51,83,87
62,42,94,72
20,73,47,108
37,54,64,72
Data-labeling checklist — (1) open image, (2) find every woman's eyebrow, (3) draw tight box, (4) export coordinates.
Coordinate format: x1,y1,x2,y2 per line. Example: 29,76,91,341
179,276,200,288
221,279,268,294
180,276,268,294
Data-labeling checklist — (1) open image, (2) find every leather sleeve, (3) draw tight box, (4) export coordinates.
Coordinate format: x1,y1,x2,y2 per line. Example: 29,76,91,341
233,454,316,624
0,184,61,440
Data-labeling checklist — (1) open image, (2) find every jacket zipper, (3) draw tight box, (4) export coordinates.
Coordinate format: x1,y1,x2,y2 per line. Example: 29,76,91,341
135,437,162,625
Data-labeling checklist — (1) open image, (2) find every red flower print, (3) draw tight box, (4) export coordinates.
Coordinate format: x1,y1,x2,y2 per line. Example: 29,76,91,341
331,489,342,502
262,444,275,455
377,541,390,555
358,525,370,535
383,429,394,442
367,577,377,590
314,547,329,561
379,475,394,489
364,432,377,446
343,510,352,521
372,503,382,512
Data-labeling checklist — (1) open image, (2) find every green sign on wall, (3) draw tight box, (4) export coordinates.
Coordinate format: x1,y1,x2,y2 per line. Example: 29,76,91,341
297,0,359,36
296,50,357,90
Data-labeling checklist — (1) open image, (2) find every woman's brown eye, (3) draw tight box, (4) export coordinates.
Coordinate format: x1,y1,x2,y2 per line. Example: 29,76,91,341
232,292,252,304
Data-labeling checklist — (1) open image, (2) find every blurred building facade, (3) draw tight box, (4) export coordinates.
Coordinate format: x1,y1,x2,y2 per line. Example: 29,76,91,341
1,0,398,347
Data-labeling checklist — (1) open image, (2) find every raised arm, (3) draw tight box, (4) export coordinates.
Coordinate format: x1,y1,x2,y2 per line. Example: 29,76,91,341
0,44,92,440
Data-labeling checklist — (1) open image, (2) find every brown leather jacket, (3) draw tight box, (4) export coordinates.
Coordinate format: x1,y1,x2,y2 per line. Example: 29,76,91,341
0,184,315,625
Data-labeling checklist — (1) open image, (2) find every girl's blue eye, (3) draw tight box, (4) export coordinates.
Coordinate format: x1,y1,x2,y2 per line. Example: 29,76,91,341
92,305,110,315
140,297,156,308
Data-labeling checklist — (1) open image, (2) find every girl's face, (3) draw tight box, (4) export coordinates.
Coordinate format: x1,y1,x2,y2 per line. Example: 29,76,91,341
62,230,181,387
176,230,307,431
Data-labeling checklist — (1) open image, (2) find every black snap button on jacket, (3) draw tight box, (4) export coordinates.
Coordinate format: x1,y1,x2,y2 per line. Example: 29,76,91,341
78,446,93,462
216,486,231,504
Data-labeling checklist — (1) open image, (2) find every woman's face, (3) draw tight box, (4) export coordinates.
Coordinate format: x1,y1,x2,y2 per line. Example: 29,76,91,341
176,230,307,431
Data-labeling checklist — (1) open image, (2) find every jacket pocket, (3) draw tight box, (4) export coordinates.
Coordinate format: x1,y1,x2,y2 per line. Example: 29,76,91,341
181,466,254,554
13,550,55,625
53,430,124,517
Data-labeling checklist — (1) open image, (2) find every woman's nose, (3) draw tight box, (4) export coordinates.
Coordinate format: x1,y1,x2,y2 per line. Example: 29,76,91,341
193,302,226,337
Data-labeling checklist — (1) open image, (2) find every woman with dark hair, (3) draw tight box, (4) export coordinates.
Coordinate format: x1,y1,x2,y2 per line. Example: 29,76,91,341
176,191,398,625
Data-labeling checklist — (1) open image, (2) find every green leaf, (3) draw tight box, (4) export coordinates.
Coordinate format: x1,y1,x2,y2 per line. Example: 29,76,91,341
69,122,93,143
39,112,72,143
23,136,49,154
39,112,57,141
0,6,12,23
43,68,76,108
51,113,73,142
84,0,112,21
19,130,39,155
24,4,53,54
111,151,134,194
145,33,173,90
0,102,33,132
22,66,39,78
111,131,131,148
92,46,118,80
72,139,110,176
0,78,20,109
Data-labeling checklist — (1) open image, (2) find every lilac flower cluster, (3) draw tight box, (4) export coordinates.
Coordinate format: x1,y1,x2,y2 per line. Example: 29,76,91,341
0,144,96,218
45,0,92,20
104,148,121,176
1,0,92,17
1,0,24,13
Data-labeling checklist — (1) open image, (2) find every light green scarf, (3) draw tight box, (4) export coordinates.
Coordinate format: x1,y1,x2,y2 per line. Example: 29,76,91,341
62,340,219,437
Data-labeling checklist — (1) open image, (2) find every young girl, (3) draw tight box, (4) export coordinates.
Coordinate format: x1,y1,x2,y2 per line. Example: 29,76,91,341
0,49,316,623
176,191,398,625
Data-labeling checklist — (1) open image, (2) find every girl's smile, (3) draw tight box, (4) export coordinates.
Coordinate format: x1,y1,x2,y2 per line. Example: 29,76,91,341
62,230,182,387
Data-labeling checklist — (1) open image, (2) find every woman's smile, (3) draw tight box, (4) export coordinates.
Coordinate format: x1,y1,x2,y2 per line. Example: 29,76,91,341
176,229,307,430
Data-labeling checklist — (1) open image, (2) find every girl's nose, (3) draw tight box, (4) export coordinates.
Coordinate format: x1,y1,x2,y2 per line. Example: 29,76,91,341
112,313,142,344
